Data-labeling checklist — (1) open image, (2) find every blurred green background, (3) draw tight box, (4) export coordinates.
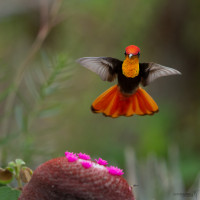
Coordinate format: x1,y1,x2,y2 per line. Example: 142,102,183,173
0,0,199,194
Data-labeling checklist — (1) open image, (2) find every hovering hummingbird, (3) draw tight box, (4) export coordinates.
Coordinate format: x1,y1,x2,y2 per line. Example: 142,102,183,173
77,45,181,118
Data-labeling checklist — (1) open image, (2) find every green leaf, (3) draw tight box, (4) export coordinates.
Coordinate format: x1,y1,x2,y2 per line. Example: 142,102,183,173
42,85,57,96
8,161,16,168
38,104,61,118
15,159,25,166
0,186,21,200
6,167,14,173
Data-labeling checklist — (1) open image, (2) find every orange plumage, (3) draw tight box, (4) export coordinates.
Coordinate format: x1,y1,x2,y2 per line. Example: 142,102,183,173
91,85,158,117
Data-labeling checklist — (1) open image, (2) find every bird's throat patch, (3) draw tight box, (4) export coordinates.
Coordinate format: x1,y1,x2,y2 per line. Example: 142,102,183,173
122,56,139,78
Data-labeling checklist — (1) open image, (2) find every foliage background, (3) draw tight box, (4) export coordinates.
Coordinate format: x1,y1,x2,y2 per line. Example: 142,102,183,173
0,0,199,197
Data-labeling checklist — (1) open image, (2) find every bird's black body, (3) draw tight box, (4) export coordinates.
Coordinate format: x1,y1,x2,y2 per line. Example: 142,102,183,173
118,63,150,94
117,67,141,94
103,57,149,94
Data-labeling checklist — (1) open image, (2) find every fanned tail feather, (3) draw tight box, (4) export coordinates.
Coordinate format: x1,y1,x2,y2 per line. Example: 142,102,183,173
91,85,159,118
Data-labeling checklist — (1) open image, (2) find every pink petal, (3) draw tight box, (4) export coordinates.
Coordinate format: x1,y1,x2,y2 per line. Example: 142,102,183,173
78,152,91,160
107,166,124,176
95,158,108,166
65,151,78,162
81,161,93,169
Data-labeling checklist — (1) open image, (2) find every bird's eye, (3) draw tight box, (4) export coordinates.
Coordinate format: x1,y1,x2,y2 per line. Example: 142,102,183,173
124,52,127,55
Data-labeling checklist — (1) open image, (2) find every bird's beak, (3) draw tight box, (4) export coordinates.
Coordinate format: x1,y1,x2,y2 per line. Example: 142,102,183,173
129,54,133,58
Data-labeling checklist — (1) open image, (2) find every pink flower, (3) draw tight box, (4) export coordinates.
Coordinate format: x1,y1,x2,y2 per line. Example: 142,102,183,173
107,166,124,176
95,158,108,166
81,161,93,169
78,152,91,160
65,151,78,162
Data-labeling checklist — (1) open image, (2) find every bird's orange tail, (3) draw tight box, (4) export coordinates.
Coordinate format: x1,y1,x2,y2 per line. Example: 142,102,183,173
91,85,159,117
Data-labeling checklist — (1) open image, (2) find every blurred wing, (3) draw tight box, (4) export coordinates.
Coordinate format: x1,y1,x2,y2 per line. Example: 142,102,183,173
140,62,181,86
76,57,122,82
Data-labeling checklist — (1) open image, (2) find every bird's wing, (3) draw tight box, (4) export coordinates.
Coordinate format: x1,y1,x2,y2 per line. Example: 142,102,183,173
140,62,181,86
76,57,122,82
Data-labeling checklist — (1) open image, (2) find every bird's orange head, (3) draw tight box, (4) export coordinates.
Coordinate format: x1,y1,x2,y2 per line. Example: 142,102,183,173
122,45,140,78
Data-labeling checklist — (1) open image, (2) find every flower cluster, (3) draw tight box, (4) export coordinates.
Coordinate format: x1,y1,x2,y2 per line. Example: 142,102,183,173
19,156,134,200
65,151,124,176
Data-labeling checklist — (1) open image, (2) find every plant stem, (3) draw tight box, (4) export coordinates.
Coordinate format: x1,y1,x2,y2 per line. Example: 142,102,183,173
16,174,23,189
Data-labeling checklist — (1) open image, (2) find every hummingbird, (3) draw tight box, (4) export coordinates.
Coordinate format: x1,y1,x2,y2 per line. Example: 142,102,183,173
77,45,181,118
